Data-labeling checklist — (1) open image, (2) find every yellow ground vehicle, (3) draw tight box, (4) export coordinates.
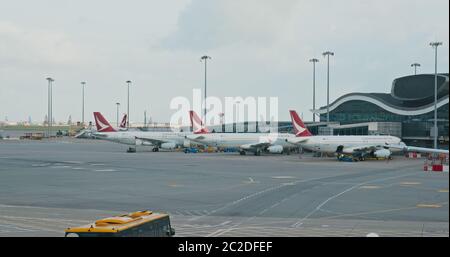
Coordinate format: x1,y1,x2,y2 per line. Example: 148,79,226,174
65,210,175,237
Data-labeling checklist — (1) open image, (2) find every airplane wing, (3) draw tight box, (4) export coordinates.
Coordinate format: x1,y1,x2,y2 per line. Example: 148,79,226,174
387,144,449,155
240,142,272,150
341,145,380,154
135,137,168,146
286,137,309,145
187,135,206,141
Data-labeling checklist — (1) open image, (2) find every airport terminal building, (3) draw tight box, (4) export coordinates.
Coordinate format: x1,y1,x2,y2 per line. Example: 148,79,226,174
185,74,448,149
312,74,449,149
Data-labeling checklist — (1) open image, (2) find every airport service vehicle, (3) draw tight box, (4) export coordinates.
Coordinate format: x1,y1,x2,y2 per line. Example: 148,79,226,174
92,112,191,152
65,210,175,237
187,111,295,156
286,110,404,159
337,154,355,162
184,147,199,154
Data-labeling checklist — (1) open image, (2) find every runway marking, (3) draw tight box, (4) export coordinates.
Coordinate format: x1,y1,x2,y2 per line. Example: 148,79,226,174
272,176,296,179
168,184,183,187
359,185,380,189
438,189,449,193
51,165,72,169
90,163,105,166
243,177,259,184
322,201,449,220
93,169,116,172
291,172,423,228
0,223,36,232
64,161,84,164
31,163,50,166
192,172,392,225
400,182,421,186
416,204,442,208
71,167,86,170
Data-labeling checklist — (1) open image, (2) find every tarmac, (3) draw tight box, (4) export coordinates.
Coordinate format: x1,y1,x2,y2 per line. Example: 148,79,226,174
0,138,448,237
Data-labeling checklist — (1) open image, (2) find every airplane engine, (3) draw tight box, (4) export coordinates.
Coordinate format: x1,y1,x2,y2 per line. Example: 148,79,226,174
140,141,154,146
374,149,391,158
161,142,177,150
267,145,284,154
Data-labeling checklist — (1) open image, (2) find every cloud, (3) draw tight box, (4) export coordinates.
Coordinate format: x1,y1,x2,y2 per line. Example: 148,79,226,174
163,0,300,50
0,0,448,122
0,21,87,69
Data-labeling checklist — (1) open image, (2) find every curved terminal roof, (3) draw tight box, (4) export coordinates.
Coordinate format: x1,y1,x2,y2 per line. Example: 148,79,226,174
391,74,449,101
313,74,449,116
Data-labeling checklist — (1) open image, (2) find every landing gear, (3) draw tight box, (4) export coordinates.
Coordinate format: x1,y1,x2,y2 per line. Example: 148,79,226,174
239,150,246,155
152,147,159,152
254,149,262,156
127,147,136,153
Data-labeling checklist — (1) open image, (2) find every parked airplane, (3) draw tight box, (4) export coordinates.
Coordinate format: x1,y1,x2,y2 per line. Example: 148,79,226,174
286,110,404,159
119,114,127,130
74,113,127,138
95,112,128,132
190,110,209,134
187,111,295,155
92,112,190,152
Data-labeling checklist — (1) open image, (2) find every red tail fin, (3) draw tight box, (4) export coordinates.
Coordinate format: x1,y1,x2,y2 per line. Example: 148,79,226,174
289,110,312,137
93,112,116,132
119,114,127,128
189,110,209,134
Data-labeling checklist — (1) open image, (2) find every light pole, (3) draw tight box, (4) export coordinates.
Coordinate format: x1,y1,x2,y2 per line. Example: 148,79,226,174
81,81,86,125
309,58,319,122
126,80,132,128
322,51,334,123
144,110,147,127
430,42,442,149
411,63,421,75
200,55,211,124
116,102,120,127
235,100,241,132
46,77,54,137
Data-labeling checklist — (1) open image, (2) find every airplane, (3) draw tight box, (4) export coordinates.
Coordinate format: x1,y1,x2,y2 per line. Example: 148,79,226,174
118,114,128,130
286,110,448,160
74,113,127,138
95,112,127,132
190,110,209,134
186,111,296,156
92,112,191,152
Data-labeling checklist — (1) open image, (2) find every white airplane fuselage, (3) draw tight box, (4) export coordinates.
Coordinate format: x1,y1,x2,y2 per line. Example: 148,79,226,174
188,133,295,150
288,135,402,154
94,131,191,148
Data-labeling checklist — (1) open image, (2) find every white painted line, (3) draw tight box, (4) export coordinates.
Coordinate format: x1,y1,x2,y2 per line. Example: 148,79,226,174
31,163,50,167
64,161,84,164
291,172,423,228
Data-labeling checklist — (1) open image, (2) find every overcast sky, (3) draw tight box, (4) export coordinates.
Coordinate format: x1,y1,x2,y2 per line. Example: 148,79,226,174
0,0,448,123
